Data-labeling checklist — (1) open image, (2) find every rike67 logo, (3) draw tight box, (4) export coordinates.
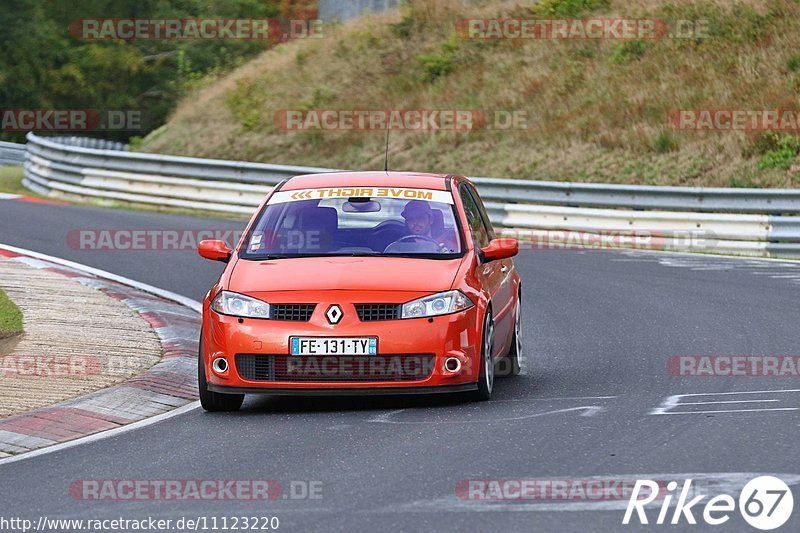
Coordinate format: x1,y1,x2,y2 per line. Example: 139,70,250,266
624,476,794,530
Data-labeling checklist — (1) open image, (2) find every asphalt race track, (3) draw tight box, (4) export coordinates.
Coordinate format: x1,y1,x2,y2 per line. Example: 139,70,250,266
1,199,799,532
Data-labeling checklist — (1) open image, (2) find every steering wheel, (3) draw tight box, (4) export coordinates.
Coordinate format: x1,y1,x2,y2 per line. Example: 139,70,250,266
386,234,446,252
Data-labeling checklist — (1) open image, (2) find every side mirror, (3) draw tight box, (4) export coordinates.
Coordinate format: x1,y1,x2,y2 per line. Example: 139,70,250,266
198,240,232,263
481,238,518,261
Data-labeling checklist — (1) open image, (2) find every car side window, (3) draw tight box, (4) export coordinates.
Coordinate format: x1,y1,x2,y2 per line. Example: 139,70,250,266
459,185,491,249
466,184,496,240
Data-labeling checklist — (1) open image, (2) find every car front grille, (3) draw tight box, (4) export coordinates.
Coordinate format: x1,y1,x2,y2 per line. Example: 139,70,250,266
270,304,316,321
235,354,435,382
355,304,402,321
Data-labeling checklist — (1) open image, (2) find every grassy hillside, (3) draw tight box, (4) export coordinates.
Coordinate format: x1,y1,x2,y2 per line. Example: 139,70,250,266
141,0,800,188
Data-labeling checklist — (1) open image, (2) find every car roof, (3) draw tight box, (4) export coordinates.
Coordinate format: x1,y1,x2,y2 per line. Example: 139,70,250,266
281,171,452,191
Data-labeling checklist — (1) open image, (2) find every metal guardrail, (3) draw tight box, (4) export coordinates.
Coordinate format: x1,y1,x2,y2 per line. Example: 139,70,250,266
21,132,800,259
46,136,128,151
473,177,800,215
0,141,25,167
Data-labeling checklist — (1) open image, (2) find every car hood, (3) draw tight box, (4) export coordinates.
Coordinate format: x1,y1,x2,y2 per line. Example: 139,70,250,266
228,256,463,293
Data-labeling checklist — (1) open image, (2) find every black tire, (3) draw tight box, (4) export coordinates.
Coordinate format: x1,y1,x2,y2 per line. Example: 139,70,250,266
471,310,495,401
198,338,244,412
498,296,522,377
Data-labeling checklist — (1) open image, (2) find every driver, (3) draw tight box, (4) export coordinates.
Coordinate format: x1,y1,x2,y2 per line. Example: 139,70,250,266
400,200,458,252
401,200,435,237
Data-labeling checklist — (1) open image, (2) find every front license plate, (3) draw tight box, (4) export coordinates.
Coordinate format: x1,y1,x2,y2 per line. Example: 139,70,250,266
290,337,377,356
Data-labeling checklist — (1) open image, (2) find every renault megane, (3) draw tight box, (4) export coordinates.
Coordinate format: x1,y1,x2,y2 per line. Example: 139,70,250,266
197,171,521,411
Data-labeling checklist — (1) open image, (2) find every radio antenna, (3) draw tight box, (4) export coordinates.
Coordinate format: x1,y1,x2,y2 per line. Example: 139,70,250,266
383,127,390,172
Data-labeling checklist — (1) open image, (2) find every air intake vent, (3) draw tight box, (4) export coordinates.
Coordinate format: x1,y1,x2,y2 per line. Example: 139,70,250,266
270,304,316,321
355,304,401,321
235,354,435,382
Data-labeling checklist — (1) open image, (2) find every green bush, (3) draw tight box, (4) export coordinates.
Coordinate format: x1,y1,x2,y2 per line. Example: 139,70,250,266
417,34,460,82
748,132,781,156
390,13,415,38
241,110,261,132
610,40,648,64
757,135,800,170
653,131,679,153
728,174,758,188
297,87,337,111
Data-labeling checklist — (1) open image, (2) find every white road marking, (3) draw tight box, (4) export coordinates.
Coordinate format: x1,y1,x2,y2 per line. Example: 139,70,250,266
654,408,798,415
369,408,409,424
368,405,607,424
672,388,800,396
493,395,619,402
651,389,800,415
0,193,21,200
678,399,779,405
368,396,618,424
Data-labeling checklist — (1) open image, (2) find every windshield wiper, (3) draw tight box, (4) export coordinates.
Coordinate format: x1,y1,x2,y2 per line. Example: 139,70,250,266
385,253,462,259
246,252,461,260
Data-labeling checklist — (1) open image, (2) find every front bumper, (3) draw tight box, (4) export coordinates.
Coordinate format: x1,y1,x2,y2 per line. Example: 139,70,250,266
207,383,478,396
202,292,482,391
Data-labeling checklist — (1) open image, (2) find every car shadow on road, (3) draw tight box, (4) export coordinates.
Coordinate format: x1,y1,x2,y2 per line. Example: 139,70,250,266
232,372,547,415
239,392,474,415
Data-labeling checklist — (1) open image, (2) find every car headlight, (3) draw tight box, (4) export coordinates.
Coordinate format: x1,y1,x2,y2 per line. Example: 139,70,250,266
401,290,473,319
210,291,270,319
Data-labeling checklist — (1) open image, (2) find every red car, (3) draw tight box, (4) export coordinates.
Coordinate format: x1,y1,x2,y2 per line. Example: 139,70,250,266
197,172,522,411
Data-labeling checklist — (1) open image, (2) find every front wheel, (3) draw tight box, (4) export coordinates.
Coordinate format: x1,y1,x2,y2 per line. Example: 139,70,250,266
471,311,495,401
198,338,244,412
498,297,522,377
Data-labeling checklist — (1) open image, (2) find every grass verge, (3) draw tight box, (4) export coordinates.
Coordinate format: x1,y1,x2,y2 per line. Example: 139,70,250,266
0,288,23,339
0,166,35,196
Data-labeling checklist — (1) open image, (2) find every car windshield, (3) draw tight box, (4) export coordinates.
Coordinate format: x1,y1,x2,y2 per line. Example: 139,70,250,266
239,187,463,259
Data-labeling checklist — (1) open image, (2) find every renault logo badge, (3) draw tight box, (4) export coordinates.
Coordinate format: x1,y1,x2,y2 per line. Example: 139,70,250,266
325,304,343,325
